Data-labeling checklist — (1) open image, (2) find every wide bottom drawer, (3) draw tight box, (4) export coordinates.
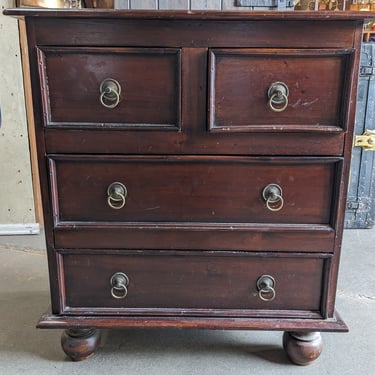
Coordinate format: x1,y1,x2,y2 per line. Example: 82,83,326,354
60,252,329,318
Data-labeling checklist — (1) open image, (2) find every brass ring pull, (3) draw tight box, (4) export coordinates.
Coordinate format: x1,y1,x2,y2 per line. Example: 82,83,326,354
269,92,288,112
107,182,127,210
258,285,276,302
99,78,121,109
262,183,284,212
110,272,129,299
267,81,289,113
256,275,276,302
266,193,284,212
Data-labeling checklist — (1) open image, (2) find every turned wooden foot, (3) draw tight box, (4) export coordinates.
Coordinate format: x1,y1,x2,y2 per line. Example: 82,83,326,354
61,328,101,361
283,331,323,366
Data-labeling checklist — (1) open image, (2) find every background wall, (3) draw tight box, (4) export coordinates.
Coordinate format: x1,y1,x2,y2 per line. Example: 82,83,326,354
0,0,38,234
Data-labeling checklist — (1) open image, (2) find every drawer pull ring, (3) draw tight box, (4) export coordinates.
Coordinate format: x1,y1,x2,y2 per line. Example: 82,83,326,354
256,275,276,302
99,78,121,109
262,183,284,212
110,272,129,299
268,81,289,112
107,182,127,210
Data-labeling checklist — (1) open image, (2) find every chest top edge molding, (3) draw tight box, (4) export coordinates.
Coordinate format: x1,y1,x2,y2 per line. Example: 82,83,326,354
3,8,375,21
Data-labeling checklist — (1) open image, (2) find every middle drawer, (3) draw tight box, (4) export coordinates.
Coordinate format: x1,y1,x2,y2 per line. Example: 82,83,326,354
49,155,339,226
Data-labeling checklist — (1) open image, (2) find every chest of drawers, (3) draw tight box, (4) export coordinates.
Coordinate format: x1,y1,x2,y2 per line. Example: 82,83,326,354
5,8,370,365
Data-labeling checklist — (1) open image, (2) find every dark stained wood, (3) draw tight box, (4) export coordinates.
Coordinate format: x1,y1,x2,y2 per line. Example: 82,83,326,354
24,18,357,49
283,332,323,366
44,129,345,156
54,225,335,252
18,18,63,314
37,47,181,129
37,307,348,332
61,252,327,313
325,20,364,319
208,48,353,132
61,328,101,361
3,9,375,20
4,8,367,363
49,155,339,225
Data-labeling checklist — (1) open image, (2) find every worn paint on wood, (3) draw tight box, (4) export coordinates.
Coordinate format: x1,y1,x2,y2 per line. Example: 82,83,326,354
129,0,157,9
159,0,189,9
191,0,221,10
345,43,375,228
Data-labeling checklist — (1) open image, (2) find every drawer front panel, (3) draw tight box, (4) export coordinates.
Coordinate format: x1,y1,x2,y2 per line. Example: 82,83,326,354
37,47,181,129
49,155,338,225
61,252,327,315
209,49,353,132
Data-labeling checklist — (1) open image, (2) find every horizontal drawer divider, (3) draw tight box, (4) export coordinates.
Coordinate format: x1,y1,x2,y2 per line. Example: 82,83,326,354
54,221,335,232
55,249,333,258
48,154,343,162
208,125,344,134
54,225,335,252
45,130,346,156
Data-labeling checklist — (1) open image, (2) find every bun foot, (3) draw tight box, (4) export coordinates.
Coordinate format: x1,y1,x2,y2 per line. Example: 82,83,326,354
61,328,101,361
283,331,323,365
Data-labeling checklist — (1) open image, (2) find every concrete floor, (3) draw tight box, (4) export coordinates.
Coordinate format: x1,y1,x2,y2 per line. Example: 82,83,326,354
0,229,374,374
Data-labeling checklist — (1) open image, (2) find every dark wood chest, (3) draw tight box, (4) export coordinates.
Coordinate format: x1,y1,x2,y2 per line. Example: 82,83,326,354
4,8,370,364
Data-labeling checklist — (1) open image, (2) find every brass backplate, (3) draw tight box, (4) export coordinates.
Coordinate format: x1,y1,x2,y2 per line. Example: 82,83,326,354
355,130,375,151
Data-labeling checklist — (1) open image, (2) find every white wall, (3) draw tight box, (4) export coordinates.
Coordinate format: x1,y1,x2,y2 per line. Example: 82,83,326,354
0,0,38,234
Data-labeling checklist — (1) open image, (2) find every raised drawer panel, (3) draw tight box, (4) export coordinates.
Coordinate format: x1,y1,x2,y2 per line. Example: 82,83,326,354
209,49,354,132
37,47,181,129
49,155,339,225
61,252,328,316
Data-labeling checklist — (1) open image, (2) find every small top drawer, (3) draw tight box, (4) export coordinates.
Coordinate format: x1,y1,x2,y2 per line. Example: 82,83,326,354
208,48,354,133
37,47,181,129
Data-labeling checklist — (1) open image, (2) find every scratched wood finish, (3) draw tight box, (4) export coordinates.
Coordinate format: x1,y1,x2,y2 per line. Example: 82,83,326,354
54,226,335,252
25,16,359,158
49,155,338,225
38,47,181,128
9,9,362,319
38,308,348,331
4,9,370,362
61,252,327,313
209,48,353,131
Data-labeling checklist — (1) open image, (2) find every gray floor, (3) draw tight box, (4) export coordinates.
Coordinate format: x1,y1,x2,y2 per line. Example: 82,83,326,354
0,229,374,375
